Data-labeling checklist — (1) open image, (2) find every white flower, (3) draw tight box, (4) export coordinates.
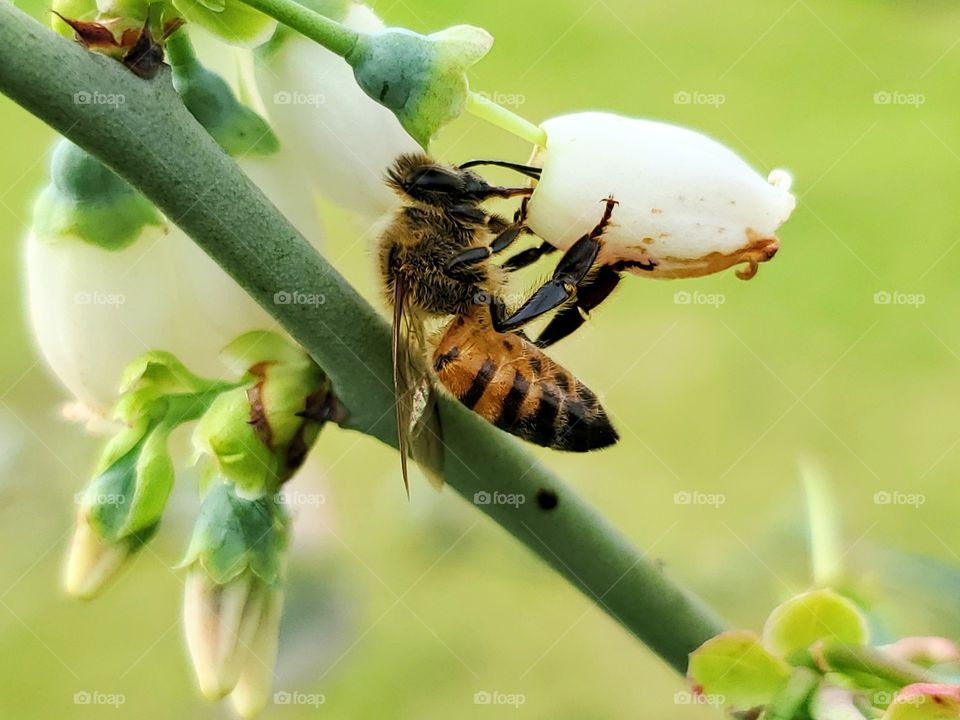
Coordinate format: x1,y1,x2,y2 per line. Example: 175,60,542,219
25,141,323,419
254,2,420,216
525,112,796,279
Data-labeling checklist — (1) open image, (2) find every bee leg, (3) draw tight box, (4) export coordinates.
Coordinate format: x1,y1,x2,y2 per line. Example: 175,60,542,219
533,266,621,348
495,197,617,333
445,210,528,281
502,241,557,272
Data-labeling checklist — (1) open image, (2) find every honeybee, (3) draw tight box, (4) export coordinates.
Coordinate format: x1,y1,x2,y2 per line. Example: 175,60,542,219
380,154,619,493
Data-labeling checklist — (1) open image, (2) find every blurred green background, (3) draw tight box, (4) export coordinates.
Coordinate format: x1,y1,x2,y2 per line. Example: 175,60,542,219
4,0,960,717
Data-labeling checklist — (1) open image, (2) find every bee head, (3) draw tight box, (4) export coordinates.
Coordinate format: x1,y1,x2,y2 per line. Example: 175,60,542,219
386,153,490,205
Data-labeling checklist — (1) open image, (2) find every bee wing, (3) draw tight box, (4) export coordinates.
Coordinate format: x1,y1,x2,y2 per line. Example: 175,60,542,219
392,278,445,495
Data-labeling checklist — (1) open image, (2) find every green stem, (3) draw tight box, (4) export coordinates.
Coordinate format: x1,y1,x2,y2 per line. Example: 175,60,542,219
821,643,938,687
466,91,548,147
0,4,725,674
163,25,198,70
236,0,358,56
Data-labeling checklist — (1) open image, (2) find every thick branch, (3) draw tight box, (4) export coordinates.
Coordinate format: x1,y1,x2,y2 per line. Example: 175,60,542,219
0,4,724,673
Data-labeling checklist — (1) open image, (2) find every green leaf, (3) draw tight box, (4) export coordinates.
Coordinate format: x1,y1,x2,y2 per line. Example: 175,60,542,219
689,630,793,711
763,589,869,659
882,685,960,720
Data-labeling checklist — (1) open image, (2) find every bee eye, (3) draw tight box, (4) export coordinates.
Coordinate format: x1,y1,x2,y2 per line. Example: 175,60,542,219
407,167,463,194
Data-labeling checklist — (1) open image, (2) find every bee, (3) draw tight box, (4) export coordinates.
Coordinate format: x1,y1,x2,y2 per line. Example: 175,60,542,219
380,154,619,493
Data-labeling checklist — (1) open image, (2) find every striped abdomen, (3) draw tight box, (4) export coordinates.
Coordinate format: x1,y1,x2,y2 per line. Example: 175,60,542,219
432,314,618,451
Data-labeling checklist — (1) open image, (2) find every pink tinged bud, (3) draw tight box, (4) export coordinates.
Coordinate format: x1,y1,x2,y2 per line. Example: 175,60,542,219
525,112,796,280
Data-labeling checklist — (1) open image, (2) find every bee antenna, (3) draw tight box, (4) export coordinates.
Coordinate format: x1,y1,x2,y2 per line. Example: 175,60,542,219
458,159,542,180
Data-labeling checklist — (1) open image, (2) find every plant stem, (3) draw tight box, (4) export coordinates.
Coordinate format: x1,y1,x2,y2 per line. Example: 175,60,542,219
163,25,198,70
0,4,725,674
466,91,548,147
821,643,937,687
236,0,359,56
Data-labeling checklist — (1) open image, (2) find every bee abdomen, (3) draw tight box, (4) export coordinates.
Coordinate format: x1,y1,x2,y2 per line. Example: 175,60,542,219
432,327,617,452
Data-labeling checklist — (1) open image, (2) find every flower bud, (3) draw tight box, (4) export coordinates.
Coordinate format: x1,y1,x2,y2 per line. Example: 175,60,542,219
228,586,283,717
254,2,420,215
64,421,170,598
181,482,286,699
525,112,796,280
192,332,338,496
346,23,493,149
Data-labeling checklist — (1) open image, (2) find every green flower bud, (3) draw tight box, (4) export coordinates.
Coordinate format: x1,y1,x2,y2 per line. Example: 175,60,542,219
192,332,338,496
168,35,279,157
64,420,172,598
181,482,287,699
346,23,493,147
171,0,277,47
32,139,162,251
